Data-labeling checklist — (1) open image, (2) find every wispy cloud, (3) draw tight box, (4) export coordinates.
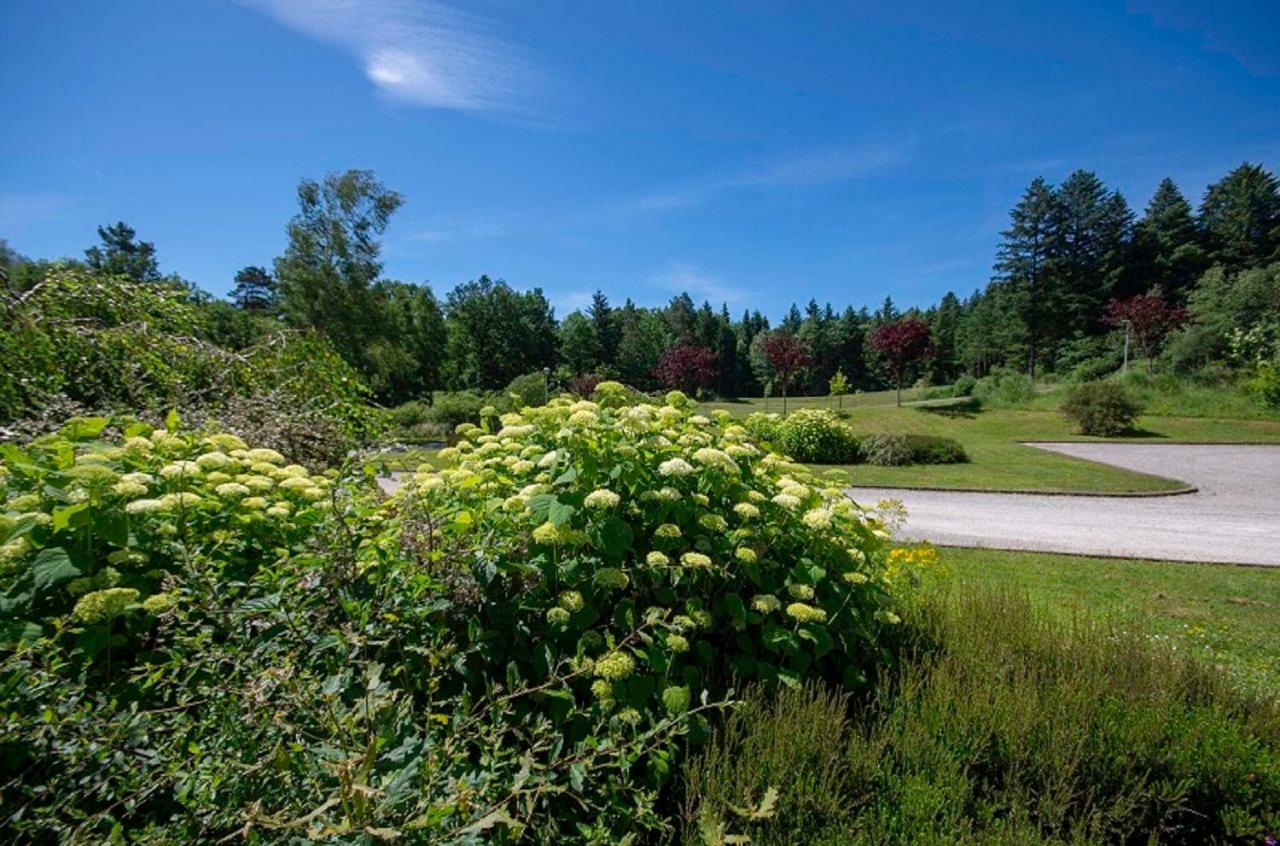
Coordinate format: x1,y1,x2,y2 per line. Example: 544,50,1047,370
625,145,907,212
646,261,746,305
239,0,541,114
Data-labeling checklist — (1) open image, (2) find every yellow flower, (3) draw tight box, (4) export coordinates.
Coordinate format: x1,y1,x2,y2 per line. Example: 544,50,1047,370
594,651,635,680
646,551,670,566
681,552,712,568
73,587,140,623
751,594,780,613
786,602,827,624
532,521,560,545
734,547,757,564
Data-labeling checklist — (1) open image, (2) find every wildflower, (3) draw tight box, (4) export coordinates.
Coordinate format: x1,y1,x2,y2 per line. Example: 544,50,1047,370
546,607,571,625
111,480,149,498
802,508,832,530
72,587,140,623
681,552,712,568
594,651,635,680
159,461,200,479
692,447,738,472
158,492,202,511
654,523,682,540
733,502,760,520
558,590,585,612
751,594,780,614
662,685,691,715
203,433,247,452
734,547,757,564
243,475,275,492
771,493,801,510
658,458,694,477
593,567,629,590
215,482,251,499
646,550,670,567
698,514,728,532
141,592,176,614
532,521,560,545
787,583,815,600
786,602,827,624
195,452,234,471
125,498,165,515
665,633,689,653
584,488,621,510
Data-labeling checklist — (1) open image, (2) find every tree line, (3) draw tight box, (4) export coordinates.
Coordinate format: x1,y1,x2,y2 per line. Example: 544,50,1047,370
3,161,1277,406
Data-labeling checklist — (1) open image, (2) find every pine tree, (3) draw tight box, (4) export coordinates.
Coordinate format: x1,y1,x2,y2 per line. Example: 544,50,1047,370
1126,178,1206,302
1054,170,1131,338
231,265,278,312
995,177,1063,378
587,290,619,368
1199,162,1280,273
84,221,161,283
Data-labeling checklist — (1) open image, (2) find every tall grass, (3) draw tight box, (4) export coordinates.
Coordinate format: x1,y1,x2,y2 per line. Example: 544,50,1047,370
683,589,1280,845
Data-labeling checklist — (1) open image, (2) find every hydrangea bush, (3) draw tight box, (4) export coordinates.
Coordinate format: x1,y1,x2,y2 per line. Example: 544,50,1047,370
0,414,328,651
386,386,901,729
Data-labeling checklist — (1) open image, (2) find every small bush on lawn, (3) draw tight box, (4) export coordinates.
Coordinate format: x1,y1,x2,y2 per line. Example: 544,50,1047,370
775,409,862,464
861,433,968,466
952,373,977,397
505,370,552,409
1062,380,1142,436
683,589,1280,846
744,411,783,444
425,389,494,429
972,367,1036,407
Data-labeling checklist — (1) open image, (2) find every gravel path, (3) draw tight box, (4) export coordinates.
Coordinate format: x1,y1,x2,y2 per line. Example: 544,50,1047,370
847,443,1280,566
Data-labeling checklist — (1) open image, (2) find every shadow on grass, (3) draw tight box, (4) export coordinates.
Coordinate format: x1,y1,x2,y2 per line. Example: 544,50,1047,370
915,397,981,419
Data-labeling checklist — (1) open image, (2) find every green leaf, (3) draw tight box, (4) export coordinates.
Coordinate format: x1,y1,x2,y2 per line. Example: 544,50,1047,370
593,516,633,559
52,502,90,533
62,416,109,441
165,408,181,433
548,499,576,527
31,547,80,592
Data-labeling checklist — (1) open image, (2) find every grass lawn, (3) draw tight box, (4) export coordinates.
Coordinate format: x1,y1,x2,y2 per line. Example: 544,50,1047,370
705,396,1280,492
930,546,1280,693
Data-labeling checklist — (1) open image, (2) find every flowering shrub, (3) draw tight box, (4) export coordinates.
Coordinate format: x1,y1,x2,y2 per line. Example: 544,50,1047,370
0,414,328,651
775,409,863,463
386,386,899,732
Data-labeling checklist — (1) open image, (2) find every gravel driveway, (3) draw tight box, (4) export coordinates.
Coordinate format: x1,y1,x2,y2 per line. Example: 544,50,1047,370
848,443,1280,566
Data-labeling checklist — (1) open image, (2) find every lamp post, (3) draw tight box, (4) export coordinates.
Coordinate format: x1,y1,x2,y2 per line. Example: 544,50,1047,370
543,366,551,405
1121,320,1131,373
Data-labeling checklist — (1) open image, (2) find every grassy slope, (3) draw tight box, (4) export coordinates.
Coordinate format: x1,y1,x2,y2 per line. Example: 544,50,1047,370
931,546,1280,692
703,395,1280,492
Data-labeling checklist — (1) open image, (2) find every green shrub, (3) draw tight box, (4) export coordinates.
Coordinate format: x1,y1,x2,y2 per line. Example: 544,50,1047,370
972,367,1036,407
425,389,494,429
1061,381,1142,436
860,433,968,466
683,589,1280,845
505,370,552,409
953,374,977,397
1249,360,1280,408
775,409,862,464
744,411,783,444
389,399,432,428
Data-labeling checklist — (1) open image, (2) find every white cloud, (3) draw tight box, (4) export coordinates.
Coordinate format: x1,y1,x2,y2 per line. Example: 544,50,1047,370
238,0,540,114
627,145,906,211
646,261,746,305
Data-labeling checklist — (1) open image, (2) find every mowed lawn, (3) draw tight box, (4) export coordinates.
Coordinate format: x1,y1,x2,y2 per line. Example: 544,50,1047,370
929,547,1280,693
704,395,1280,493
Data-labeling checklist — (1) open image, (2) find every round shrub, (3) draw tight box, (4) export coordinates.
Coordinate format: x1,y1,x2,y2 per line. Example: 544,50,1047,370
953,374,977,397
860,433,968,467
776,409,862,464
426,389,496,429
744,411,782,444
1061,381,1142,436
973,367,1036,407
391,390,900,742
505,370,552,409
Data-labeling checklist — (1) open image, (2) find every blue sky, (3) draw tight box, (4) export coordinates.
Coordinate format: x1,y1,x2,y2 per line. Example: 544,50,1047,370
2,0,1278,319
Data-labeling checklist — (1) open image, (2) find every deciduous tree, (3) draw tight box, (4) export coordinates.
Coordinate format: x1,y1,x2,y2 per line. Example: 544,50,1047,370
869,317,935,405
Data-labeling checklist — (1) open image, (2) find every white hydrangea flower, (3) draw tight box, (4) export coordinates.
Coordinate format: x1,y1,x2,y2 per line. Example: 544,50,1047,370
658,458,694,477
584,488,621,509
